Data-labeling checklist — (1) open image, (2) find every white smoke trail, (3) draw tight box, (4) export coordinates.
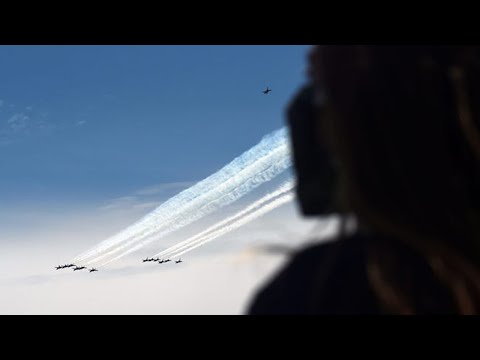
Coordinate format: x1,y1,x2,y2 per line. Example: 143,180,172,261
73,127,291,264
98,178,295,266
89,153,292,266
167,192,295,259
151,178,295,259
72,127,289,263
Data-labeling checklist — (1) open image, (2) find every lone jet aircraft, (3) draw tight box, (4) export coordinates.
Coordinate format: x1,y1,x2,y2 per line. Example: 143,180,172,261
73,266,87,271
175,259,183,264
89,268,98,273
263,87,272,94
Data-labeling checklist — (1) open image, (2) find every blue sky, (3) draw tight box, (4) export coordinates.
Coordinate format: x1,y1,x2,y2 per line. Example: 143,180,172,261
0,45,310,209
0,45,340,314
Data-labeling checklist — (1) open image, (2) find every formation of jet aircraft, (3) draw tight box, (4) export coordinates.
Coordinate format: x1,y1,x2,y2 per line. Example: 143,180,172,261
142,258,183,265
55,264,98,273
55,258,184,273
55,264,75,270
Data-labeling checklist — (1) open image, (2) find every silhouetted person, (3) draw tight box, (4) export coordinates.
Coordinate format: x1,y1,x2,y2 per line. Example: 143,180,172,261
248,46,480,315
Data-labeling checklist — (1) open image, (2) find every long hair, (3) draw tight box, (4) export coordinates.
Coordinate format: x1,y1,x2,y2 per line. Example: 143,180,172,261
317,46,480,314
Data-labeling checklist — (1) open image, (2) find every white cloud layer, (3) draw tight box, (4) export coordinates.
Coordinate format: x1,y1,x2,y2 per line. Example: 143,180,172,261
0,198,339,314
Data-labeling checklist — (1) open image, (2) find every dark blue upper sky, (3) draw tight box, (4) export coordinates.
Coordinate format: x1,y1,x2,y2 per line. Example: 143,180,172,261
0,45,310,208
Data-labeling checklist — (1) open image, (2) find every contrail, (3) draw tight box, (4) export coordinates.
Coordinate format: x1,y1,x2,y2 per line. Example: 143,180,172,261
73,127,288,263
99,178,295,266
167,192,295,259
151,178,295,260
72,127,291,265
89,154,292,266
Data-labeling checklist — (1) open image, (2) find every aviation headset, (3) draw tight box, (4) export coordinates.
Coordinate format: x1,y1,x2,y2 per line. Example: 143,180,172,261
286,83,337,217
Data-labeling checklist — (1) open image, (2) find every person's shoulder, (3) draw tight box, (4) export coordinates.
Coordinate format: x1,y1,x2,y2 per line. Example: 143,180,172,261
246,234,378,315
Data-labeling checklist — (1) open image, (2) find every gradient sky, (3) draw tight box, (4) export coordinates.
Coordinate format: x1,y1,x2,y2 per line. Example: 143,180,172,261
0,45,334,314
0,45,310,209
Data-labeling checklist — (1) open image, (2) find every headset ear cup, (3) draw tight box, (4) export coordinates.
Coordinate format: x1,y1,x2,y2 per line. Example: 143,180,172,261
287,85,336,216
